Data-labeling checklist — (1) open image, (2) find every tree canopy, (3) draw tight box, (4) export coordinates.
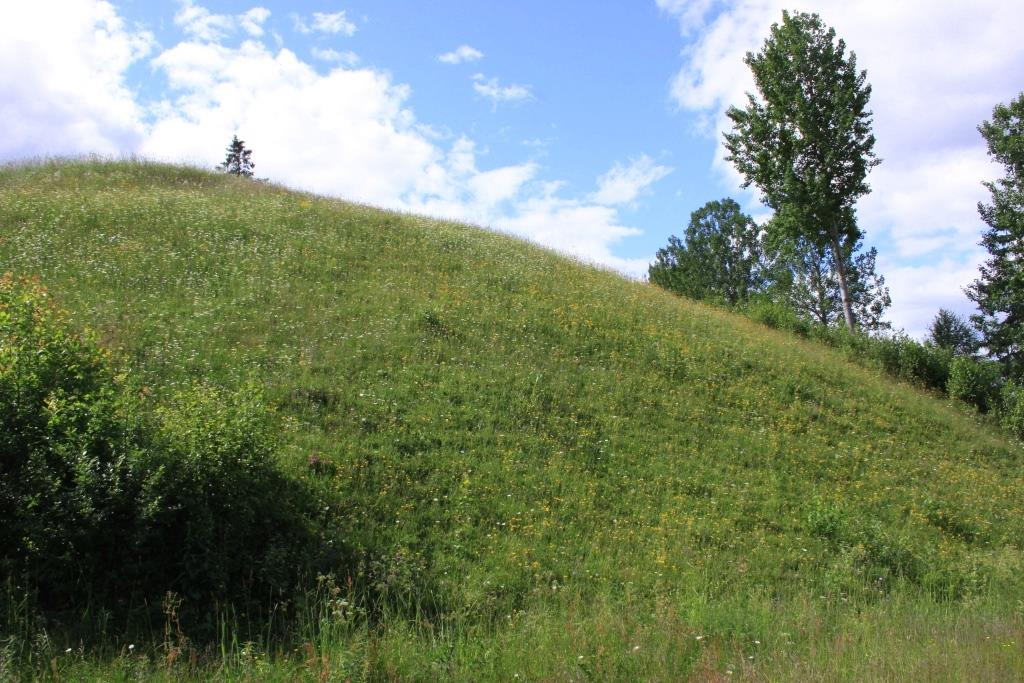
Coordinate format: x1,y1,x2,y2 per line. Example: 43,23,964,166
968,92,1024,377
648,198,764,306
927,308,980,357
724,11,880,331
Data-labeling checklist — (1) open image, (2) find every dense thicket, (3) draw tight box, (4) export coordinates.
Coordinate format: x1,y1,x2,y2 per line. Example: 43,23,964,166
0,275,314,623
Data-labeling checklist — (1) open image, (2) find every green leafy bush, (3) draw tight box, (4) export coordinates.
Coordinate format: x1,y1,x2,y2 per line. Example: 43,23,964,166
743,297,810,336
894,338,952,390
947,356,1002,413
0,274,314,616
743,302,968,403
997,379,1024,437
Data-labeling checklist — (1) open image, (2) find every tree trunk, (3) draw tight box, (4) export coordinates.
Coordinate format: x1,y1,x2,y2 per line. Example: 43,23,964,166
830,238,856,331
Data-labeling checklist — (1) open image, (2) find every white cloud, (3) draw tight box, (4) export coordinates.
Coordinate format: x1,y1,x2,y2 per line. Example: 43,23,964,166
660,0,1024,336
144,40,439,205
439,45,484,64
655,0,720,35
175,0,232,41
500,197,651,277
311,47,359,66
0,0,152,160
293,11,356,36
590,155,672,206
472,74,533,106
880,253,987,339
468,164,538,206
239,8,271,37
174,2,270,41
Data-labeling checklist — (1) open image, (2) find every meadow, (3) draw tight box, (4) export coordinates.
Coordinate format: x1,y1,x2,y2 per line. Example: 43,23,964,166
1,159,1022,681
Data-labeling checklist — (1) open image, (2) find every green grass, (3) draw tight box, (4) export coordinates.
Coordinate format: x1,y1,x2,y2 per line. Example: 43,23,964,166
2,158,1023,681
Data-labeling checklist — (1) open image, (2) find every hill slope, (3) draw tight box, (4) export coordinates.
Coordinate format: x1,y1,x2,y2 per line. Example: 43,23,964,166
2,159,1022,680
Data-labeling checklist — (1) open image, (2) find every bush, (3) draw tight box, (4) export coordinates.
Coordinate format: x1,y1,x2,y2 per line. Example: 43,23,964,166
743,297,810,336
0,274,131,606
947,356,1002,413
0,274,314,618
134,383,315,605
997,379,1024,438
896,339,952,391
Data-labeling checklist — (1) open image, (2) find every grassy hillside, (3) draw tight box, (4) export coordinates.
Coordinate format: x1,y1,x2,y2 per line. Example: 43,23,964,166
2,159,1022,681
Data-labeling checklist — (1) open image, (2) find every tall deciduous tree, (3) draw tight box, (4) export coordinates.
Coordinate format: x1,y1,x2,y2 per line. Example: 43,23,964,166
967,93,1024,378
649,198,765,306
220,134,255,177
724,11,880,331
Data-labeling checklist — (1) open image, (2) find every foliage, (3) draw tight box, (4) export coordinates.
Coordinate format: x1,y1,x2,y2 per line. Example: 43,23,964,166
648,198,765,305
746,300,951,393
767,228,891,331
947,356,1002,413
647,197,770,305
741,294,810,336
927,308,980,356
997,379,1024,437
0,274,314,620
968,92,1024,378
0,273,130,607
219,134,255,177
1,159,1022,680
725,10,880,330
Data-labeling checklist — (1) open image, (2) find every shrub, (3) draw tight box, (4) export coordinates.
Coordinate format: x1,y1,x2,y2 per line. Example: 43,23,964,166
743,297,810,336
896,339,952,391
997,379,1024,438
0,274,132,606
947,356,1002,413
133,382,315,605
862,332,903,375
0,274,314,619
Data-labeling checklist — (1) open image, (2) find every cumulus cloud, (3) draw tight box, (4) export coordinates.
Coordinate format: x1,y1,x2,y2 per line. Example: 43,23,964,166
311,47,359,66
880,253,987,340
239,8,271,37
472,74,533,106
655,0,720,36
660,0,1024,335
590,155,673,206
143,39,443,205
0,0,152,160
438,45,484,64
174,1,269,41
292,11,356,36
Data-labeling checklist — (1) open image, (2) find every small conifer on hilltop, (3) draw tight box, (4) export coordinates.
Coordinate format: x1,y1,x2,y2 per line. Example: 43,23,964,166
220,134,255,177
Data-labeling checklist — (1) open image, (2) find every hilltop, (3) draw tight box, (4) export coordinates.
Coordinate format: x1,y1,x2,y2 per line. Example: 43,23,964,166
1,159,1022,681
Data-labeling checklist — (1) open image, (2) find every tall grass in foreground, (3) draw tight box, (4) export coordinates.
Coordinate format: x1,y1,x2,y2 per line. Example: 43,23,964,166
1,159,1022,680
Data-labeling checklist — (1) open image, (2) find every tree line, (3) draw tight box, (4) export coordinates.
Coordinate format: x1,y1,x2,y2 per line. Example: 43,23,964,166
649,11,1024,429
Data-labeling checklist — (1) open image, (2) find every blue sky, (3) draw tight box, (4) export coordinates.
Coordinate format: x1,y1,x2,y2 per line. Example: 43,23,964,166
3,1,1023,338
